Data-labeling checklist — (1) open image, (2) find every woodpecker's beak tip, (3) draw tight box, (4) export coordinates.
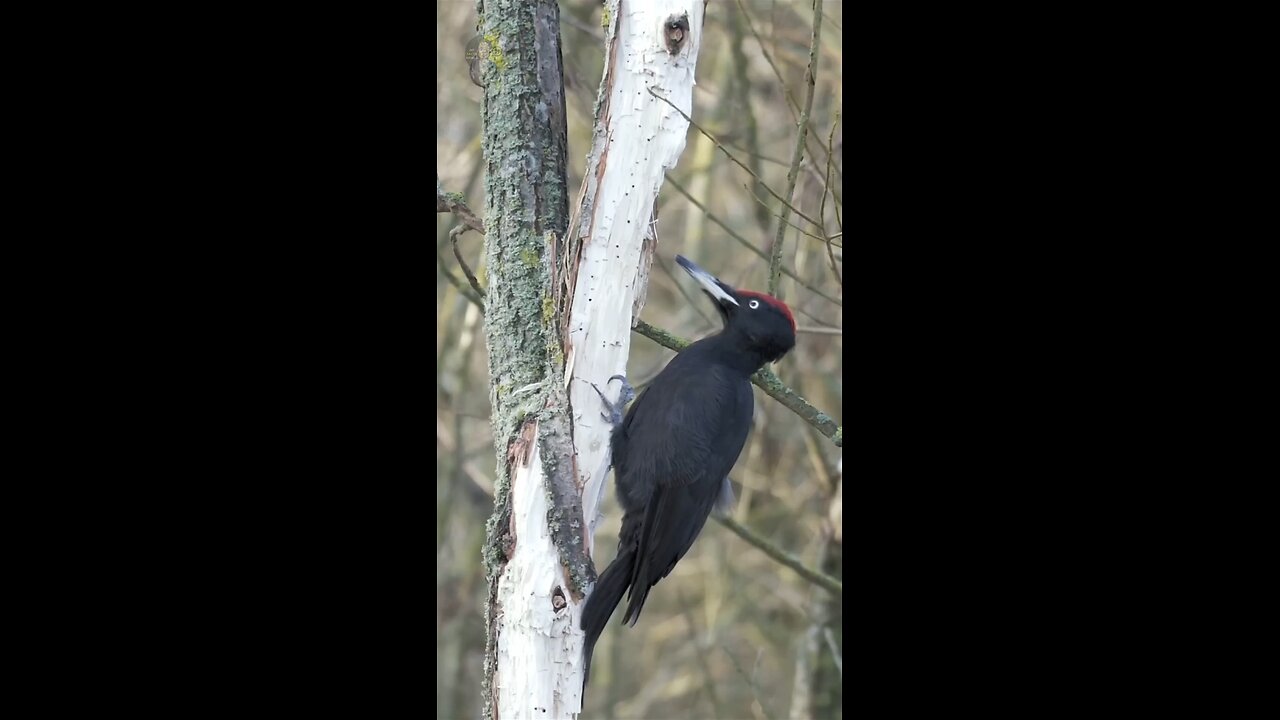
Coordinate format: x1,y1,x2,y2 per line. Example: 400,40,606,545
676,255,738,306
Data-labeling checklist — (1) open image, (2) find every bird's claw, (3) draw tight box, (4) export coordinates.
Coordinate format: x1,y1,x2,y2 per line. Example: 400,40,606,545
590,374,635,427
608,374,636,407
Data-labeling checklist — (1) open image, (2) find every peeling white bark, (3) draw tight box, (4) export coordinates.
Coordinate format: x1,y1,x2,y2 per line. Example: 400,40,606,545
496,434,585,719
491,2,705,717
570,0,705,556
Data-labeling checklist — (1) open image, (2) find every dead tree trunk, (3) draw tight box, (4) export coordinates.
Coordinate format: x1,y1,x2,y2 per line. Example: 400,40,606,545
569,0,706,562
478,1,705,718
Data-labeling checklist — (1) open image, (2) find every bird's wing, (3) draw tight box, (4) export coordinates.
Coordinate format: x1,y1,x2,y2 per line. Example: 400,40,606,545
614,358,754,625
613,356,753,489
622,481,714,625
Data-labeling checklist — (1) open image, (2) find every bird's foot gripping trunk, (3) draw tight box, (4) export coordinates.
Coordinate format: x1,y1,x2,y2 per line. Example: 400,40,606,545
589,374,635,426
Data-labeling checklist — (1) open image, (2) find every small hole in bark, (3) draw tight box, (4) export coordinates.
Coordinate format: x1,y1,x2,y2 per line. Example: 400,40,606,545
664,14,689,54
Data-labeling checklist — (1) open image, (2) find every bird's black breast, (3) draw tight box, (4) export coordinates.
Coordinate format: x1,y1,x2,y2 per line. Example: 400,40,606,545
610,344,755,507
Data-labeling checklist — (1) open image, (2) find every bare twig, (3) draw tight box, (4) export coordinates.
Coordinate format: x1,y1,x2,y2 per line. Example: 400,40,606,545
770,0,824,296
820,113,842,287
728,9,772,233
666,176,842,307
646,86,823,230
796,326,841,336
794,304,842,332
725,646,776,720
677,588,723,719
449,225,486,300
824,627,843,677
732,0,838,177
633,320,842,446
438,253,485,310
734,0,799,123
436,175,485,234
713,513,842,597
720,140,790,167
746,184,831,243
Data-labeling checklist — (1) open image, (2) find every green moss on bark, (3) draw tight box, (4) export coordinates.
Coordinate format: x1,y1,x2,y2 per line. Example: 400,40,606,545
476,0,588,717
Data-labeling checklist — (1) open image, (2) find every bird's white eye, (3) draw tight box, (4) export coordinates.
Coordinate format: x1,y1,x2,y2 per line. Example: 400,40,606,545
748,299,760,309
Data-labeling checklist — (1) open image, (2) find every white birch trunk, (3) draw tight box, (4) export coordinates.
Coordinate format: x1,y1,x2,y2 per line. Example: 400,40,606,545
569,0,705,555
496,435,583,718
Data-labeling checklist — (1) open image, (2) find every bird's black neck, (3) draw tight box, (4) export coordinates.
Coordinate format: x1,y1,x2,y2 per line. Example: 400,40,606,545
687,329,772,377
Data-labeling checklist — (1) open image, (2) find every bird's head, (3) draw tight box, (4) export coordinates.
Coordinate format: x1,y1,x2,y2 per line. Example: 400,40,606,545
676,254,797,364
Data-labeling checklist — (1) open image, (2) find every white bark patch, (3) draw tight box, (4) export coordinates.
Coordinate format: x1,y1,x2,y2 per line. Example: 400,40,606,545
496,434,585,719
569,0,705,559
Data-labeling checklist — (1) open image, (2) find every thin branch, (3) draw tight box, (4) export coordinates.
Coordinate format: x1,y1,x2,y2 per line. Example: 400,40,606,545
732,0,838,177
752,366,841,447
676,588,724,719
823,627,843,677
437,253,485,310
727,8,773,234
746,183,831,243
646,86,823,230
734,0,799,123
450,225,486,300
436,175,485,234
796,326,841,336
633,320,842,446
720,140,790,167
666,176,842,307
794,304,841,331
769,0,823,295
724,646,776,720
712,513,842,597
820,113,842,287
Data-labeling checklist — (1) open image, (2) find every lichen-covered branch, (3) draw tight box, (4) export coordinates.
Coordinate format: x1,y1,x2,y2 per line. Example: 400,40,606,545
753,366,841,446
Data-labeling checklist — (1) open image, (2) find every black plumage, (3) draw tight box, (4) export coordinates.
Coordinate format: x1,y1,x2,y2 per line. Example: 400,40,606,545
581,254,797,688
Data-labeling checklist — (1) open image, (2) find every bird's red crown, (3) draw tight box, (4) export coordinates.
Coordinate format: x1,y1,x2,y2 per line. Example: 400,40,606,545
736,290,795,333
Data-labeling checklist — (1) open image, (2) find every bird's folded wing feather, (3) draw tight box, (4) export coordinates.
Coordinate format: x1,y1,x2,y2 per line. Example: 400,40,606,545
614,358,752,489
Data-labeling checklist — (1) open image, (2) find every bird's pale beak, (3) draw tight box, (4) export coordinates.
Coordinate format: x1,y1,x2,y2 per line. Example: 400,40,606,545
676,255,739,307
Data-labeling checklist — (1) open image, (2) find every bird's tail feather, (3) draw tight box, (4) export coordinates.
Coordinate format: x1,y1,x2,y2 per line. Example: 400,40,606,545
580,548,635,689
621,578,652,627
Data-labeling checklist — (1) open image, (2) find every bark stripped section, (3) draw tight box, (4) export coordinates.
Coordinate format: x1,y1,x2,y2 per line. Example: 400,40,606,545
562,0,707,561
477,0,590,718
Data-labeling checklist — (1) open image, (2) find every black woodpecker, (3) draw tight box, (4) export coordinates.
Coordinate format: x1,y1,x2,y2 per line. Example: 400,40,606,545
581,254,797,688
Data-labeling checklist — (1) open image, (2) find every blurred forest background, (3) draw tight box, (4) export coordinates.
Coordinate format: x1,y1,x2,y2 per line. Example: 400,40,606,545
437,1,843,718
